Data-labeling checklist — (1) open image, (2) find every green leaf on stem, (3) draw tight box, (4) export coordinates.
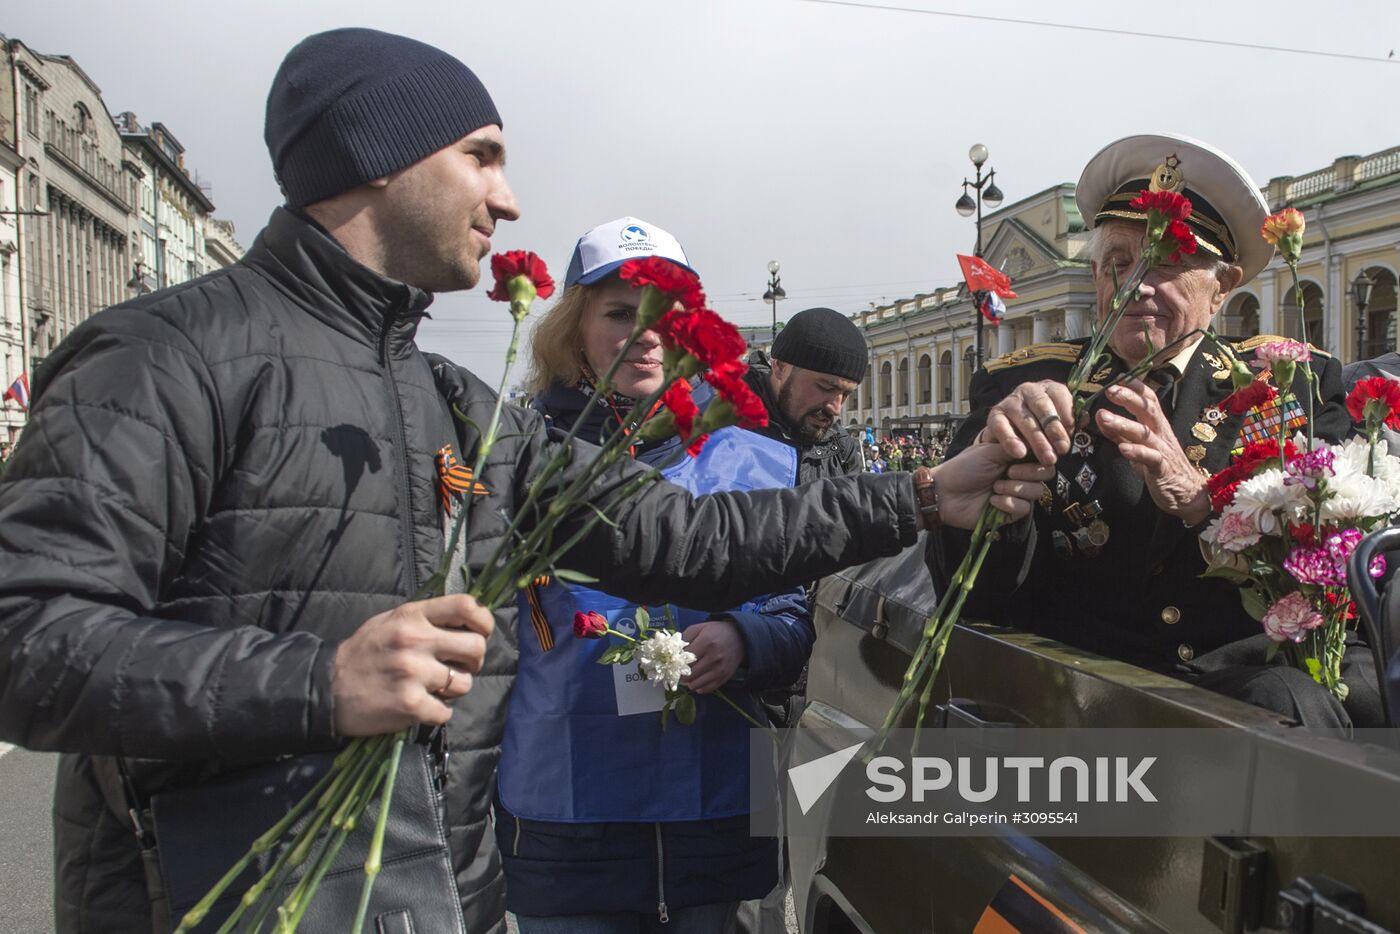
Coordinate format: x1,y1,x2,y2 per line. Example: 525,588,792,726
597,645,631,665
1201,564,1251,583
553,568,600,584
1264,640,1281,664
675,692,697,725
635,606,651,633
1240,586,1271,622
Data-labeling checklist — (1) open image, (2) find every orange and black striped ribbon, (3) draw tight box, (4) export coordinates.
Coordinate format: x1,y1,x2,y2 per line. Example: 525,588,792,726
436,443,489,514
524,576,554,651
973,875,1086,934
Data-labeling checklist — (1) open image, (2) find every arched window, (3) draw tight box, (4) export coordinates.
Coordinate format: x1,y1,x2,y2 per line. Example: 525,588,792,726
962,347,976,397
880,361,892,408
861,363,871,410
1282,281,1326,351
1221,293,1260,338
917,354,932,404
938,351,953,403
1362,267,1398,359
898,358,909,406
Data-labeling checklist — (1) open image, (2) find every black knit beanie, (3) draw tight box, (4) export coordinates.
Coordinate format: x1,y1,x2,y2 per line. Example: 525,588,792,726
771,307,867,382
265,28,502,208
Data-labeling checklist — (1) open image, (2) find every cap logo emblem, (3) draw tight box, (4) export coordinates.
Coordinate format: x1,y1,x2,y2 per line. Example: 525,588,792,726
1149,154,1185,194
620,224,651,245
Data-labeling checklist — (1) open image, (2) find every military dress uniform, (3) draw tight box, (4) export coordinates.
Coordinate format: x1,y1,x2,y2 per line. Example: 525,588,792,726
933,334,1351,675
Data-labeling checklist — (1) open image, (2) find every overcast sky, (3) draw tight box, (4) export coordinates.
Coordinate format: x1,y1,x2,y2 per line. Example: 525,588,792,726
10,1,1400,387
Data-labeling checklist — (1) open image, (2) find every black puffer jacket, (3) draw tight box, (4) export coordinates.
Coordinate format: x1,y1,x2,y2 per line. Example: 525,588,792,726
0,208,917,933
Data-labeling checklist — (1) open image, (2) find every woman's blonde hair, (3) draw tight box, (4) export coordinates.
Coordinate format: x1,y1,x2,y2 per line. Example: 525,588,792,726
526,283,598,394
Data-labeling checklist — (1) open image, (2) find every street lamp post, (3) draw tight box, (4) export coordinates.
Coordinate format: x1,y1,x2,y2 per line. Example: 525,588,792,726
955,143,1004,366
762,259,786,344
1352,270,1373,361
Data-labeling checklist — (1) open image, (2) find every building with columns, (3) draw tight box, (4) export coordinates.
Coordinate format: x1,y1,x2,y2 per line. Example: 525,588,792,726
117,113,219,292
0,58,24,446
847,184,1095,439
847,148,1400,441
4,36,138,376
0,36,242,442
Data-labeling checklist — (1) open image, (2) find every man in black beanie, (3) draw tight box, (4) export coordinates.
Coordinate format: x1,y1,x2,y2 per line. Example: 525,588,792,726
0,26,1055,934
746,306,868,484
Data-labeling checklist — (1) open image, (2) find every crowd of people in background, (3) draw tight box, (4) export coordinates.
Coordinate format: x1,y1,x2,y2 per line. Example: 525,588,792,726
864,432,951,472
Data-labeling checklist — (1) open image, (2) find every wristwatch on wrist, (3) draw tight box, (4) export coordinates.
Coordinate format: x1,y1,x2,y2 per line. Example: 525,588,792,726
913,468,941,529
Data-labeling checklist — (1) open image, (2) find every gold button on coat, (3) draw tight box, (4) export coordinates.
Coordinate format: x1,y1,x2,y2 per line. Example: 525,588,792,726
1161,606,1181,625
1177,643,1194,662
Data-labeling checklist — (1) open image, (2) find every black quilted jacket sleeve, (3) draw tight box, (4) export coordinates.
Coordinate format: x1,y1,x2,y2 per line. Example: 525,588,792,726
432,359,920,613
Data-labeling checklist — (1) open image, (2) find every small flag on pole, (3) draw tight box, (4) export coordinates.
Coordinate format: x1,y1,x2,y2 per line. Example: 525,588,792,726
3,374,28,412
957,255,1017,298
980,292,1006,326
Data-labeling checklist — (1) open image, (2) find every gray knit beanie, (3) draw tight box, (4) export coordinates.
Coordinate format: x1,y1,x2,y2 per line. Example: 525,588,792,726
265,28,502,207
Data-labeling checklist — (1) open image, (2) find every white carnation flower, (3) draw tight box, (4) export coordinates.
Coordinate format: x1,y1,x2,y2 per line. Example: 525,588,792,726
1231,467,1309,534
637,630,696,692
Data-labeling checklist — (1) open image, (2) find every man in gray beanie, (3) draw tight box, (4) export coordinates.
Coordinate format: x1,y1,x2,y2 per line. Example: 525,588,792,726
0,26,1053,934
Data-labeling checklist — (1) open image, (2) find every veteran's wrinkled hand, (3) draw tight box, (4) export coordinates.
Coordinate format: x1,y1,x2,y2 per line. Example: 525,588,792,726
1096,379,1211,525
980,379,1077,466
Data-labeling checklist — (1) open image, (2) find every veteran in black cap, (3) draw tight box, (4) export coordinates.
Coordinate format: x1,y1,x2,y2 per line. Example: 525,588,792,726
933,131,1376,727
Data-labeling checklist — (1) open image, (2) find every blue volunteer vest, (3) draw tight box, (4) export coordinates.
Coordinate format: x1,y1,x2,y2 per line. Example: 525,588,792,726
498,426,797,822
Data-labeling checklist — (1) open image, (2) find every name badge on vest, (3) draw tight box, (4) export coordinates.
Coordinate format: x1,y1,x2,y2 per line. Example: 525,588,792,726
613,662,667,716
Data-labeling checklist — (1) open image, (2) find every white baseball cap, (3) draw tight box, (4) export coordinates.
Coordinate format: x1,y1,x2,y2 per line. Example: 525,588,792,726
563,216,694,289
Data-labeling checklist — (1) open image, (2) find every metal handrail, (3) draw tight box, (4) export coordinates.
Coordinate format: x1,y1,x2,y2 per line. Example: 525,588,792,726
1348,523,1400,726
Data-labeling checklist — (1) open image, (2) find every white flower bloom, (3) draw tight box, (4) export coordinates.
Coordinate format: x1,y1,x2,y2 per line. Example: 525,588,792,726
1231,467,1309,534
637,630,696,692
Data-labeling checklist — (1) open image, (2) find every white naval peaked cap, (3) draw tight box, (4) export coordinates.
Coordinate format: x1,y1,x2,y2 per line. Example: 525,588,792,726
563,216,695,290
1076,132,1274,284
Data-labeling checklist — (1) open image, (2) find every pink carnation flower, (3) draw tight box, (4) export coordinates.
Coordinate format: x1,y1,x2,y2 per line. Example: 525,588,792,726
1261,592,1325,643
1215,510,1263,552
1255,340,1312,366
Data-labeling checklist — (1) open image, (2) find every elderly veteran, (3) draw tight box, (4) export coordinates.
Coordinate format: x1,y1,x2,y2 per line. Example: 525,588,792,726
933,132,1376,727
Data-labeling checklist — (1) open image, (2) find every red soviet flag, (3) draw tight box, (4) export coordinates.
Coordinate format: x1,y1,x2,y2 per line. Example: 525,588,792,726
957,255,1017,299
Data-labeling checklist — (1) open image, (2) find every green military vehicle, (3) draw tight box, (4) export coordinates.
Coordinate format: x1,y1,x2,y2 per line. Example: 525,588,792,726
788,538,1400,934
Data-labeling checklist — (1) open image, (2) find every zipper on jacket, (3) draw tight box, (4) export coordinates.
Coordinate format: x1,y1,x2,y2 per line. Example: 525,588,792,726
654,822,669,923
380,307,420,594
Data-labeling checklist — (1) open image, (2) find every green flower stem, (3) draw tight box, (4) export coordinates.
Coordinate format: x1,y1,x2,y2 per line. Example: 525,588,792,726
225,740,383,934
711,688,777,738
350,732,407,934
177,747,353,934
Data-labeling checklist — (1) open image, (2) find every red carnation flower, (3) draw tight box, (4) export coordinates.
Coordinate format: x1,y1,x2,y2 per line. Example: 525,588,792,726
1222,380,1278,416
1209,479,1241,513
661,382,701,441
702,361,769,431
618,258,706,311
658,307,748,372
686,432,711,457
573,610,609,639
488,251,555,302
1288,522,1315,546
1166,219,1197,262
1128,189,1193,222
1346,376,1400,430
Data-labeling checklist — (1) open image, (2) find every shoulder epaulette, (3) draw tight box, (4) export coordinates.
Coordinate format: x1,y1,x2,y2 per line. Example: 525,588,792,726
985,341,1081,373
1232,333,1333,360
